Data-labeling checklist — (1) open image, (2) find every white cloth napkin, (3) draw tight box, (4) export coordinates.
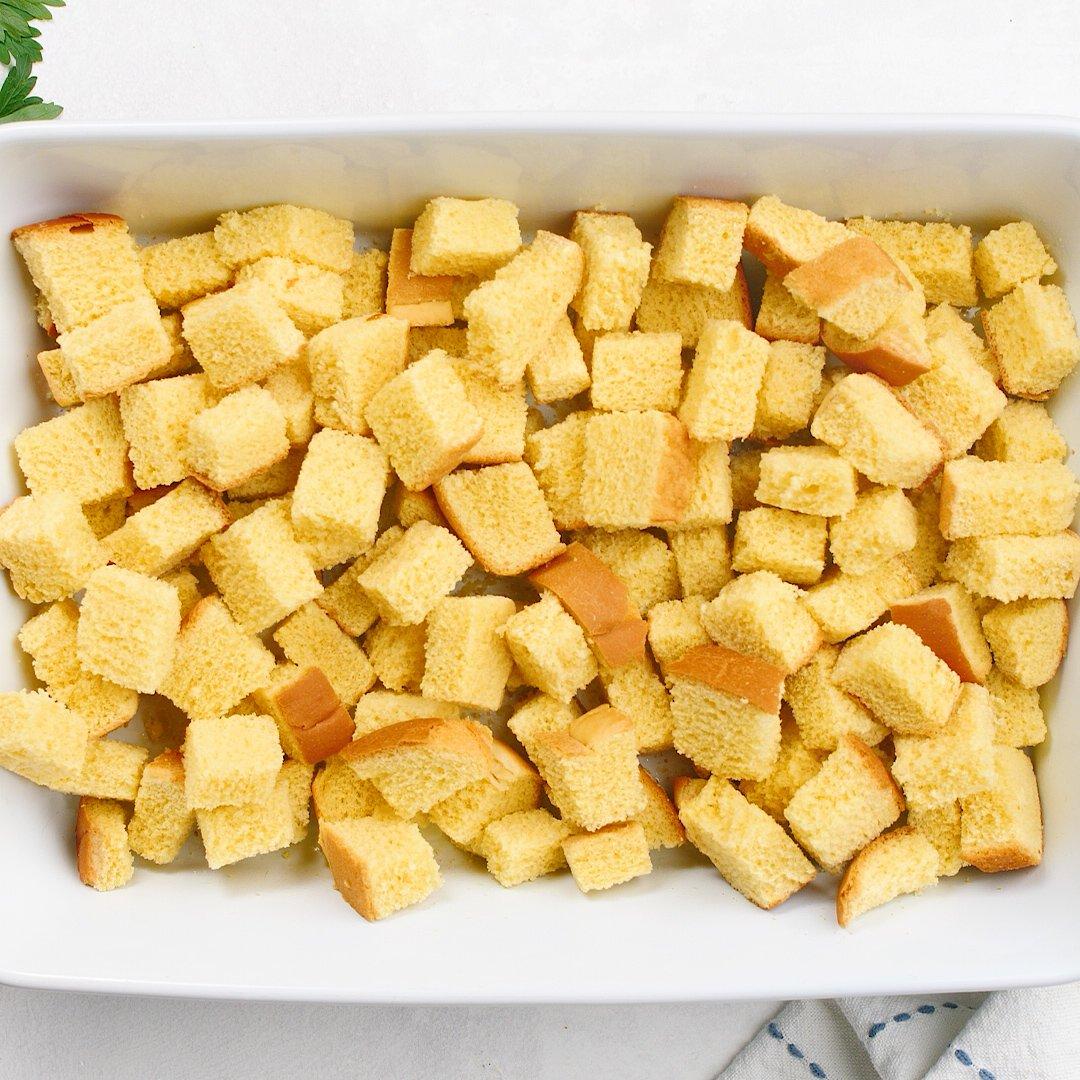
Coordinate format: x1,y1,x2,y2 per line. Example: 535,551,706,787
720,983,1080,1080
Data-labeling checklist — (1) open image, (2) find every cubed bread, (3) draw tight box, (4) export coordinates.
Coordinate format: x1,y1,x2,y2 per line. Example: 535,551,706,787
801,558,921,644
986,667,1047,747
976,400,1068,464
737,713,824,822
316,527,404,637
810,373,943,488
0,689,90,788
960,746,1042,872
647,596,710,673
253,665,355,764
36,347,80,408
273,603,376,707
981,598,1068,687
312,754,399,823
385,228,455,326
678,775,816,909
76,566,181,693
732,506,827,585
633,768,685,849
744,195,851,276
752,341,826,439
635,266,752,348
755,445,857,517
599,655,675,753
388,485,446,530
449,357,527,465
783,734,905,873
524,409,591,531
410,197,520,277
75,797,134,891
197,769,295,869
829,487,917,576
835,826,939,926
589,331,683,412
281,758,315,843
526,315,591,403
213,204,351,272
925,302,997,379
140,231,232,309
667,526,733,600
184,712,282,810
678,319,769,441
575,529,680,615
569,211,651,331
908,801,964,877
507,693,579,763
890,582,993,684
701,571,821,673
235,257,344,335
501,593,597,703
944,531,1080,601
754,273,821,344
655,197,748,291
341,248,388,318
48,736,148,800
155,311,199,379
480,808,573,887
364,620,426,692
669,439,734,531
974,221,1057,299
126,749,195,864
562,821,652,893
822,308,933,387
351,690,462,740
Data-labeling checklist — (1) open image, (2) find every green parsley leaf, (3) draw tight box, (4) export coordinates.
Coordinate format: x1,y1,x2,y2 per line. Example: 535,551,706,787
0,0,63,123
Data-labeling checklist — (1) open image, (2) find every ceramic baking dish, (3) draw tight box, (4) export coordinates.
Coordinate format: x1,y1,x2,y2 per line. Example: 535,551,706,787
1,115,1078,1002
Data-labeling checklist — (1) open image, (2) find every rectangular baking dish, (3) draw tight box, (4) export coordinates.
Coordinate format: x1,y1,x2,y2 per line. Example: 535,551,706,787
1,115,1078,1003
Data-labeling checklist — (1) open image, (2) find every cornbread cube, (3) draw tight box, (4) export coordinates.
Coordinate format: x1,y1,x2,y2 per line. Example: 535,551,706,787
679,775,816,908
481,808,573,887
890,582,993,684
976,400,1068,464
77,566,181,693
589,331,683,412
846,217,977,307
835,826,939,926
960,746,1042,872
436,461,564,575
181,281,305,391
126,749,195,864
159,597,276,721
982,281,1080,398
647,596,710,672
575,529,680,615
561,821,652,893
253,665,355,765
908,801,964,877
0,493,107,603
752,341,826,440
744,195,851,276
197,770,295,869
974,221,1057,299
569,211,651,331
580,410,693,529
274,603,376,707
784,734,904,873
755,273,821,344
981,598,1068,688
702,571,821,673
214,204,353,272
823,307,933,388
385,228,455,326
833,623,961,735
449,357,527,465
364,620,426,692
667,527,732,600
184,713,282,810
410,197,520,276
733,507,827,586
83,498,125,541
830,487,917,576
226,452,302,502
290,430,389,569
945,531,1080,601
986,668,1046,747
342,248,388,318
811,373,943,488
755,445,857,517
737,714,824,823
315,526,403,637
140,231,232,309
358,521,472,625
0,689,89,788
507,693,579,763
526,315,591,403
501,594,596,703
186,385,290,491
524,409,590,530
57,294,172,398
75,797,134,891
600,656,674,753
669,439,734,531
655,197,748,291
14,396,131,505
351,690,462,740
635,266,752,348
235,257,343,336
203,500,321,632
678,319,769,441
464,231,584,385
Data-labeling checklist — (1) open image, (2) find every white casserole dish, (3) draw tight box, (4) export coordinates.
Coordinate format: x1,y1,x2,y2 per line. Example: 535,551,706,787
0,115,1078,1003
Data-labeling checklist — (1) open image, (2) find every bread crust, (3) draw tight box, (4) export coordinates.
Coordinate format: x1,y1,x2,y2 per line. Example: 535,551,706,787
339,716,496,774
667,643,786,713
651,414,695,525
784,237,909,314
822,317,932,386
263,666,356,764
12,213,126,240
835,824,934,927
386,228,455,326
890,593,988,684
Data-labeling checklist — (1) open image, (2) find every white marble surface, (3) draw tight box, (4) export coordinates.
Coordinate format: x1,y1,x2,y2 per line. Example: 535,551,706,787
2,3,1078,1077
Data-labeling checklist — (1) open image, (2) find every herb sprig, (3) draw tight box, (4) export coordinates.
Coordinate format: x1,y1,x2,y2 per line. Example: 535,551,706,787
0,0,63,124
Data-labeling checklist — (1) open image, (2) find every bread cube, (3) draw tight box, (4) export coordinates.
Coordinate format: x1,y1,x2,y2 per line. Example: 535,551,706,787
589,331,683,413
982,281,1080,398
480,808,573,887
385,227,455,326
925,301,996,377
526,315,591,403
981,598,1068,688
0,493,107,603
737,714,824,822
0,689,89,788
835,826,939,926
47,736,147,801
506,693,579,763
214,204,353,272
822,306,932,388
960,746,1042,872
184,712,282,810
752,341,826,440
351,690,462,740
315,526,402,637
755,273,821,344
274,603,376,707
569,211,651,331
655,197,748,291
388,485,445,531
733,506,826,586
281,758,314,843
575,529,680,615
341,248,388,318
159,596,276,721
410,197,520,276
312,755,398,823
197,770,295,869
632,768,685,849
647,597,710,673
974,221,1057,299
678,775,816,908
755,445,857,517
524,410,591,531
501,594,596,703
667,526,732,600
890,582,993,684
153,311,199,380
830,487,917,576
908,801,964,877
976,401,1068,464
702,571,821,673
15,396,132,505
944,531,1080,601
811,373,943,487
364,620,426,692
252,665,355,766
36,347,80,408
635,266,752,348
234,256,342,336
140,231,232,309
75,797,134,891
450,357,527,465
562,821,652,893
744,195,851,276
801,558,920,644
986,668,1046,747
600,656,674,754
126,749,195,864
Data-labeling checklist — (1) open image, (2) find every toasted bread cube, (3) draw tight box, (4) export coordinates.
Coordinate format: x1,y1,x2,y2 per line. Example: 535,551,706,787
974,221,1057,299
755,445,857,517
733,507,826,586
464,231,583,385
358,520,472,625
646,596,710,673
315,526,403,637
599,655,674,753
569,211,651,331
982,281,1080,398
253,665,355,765
214,204,352,272
636,265,752,348
421,595,515,710
802,558,921,644
671,439,734,531
14,396,131,505
755,273,821,344
846,217,976,307
502,594,597,703
526,315,591,403
702,572,821,673
811,373,943,487
679,775,816,908
449,357,527,465
981,598,1068,688
561,821,652,893
524,410,591,531
678,320,768,441
986,668,1046,747
752,341,826,440
589,332,683,413
186,385,290,492
976,401,1068,464
184,712,282,810
364,620,426,692
833,623,961,735
0,689,89,788
385,228,455,326
197,769,294,869
575,529,680,615
273,603,375,707
410,197,520,277
159,596,276,721
829,487,917,576
203,500,322,633
341,248,388,318
140,231,232,309
666,527,732,601
835,826,939,926
0,493,107,603
944,531,1080,601
351,690,462,740
235,257,343,336
822,307,933,388
655,197,748,291
737,714,824,822
77,566,181,694
181,281,304,391
126,749,195,864
960,746,1042,871
506,694,579,763
75,797,133,891
480,808,573,886
908,801,963,877
890,582,992,684
744,196,851,276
